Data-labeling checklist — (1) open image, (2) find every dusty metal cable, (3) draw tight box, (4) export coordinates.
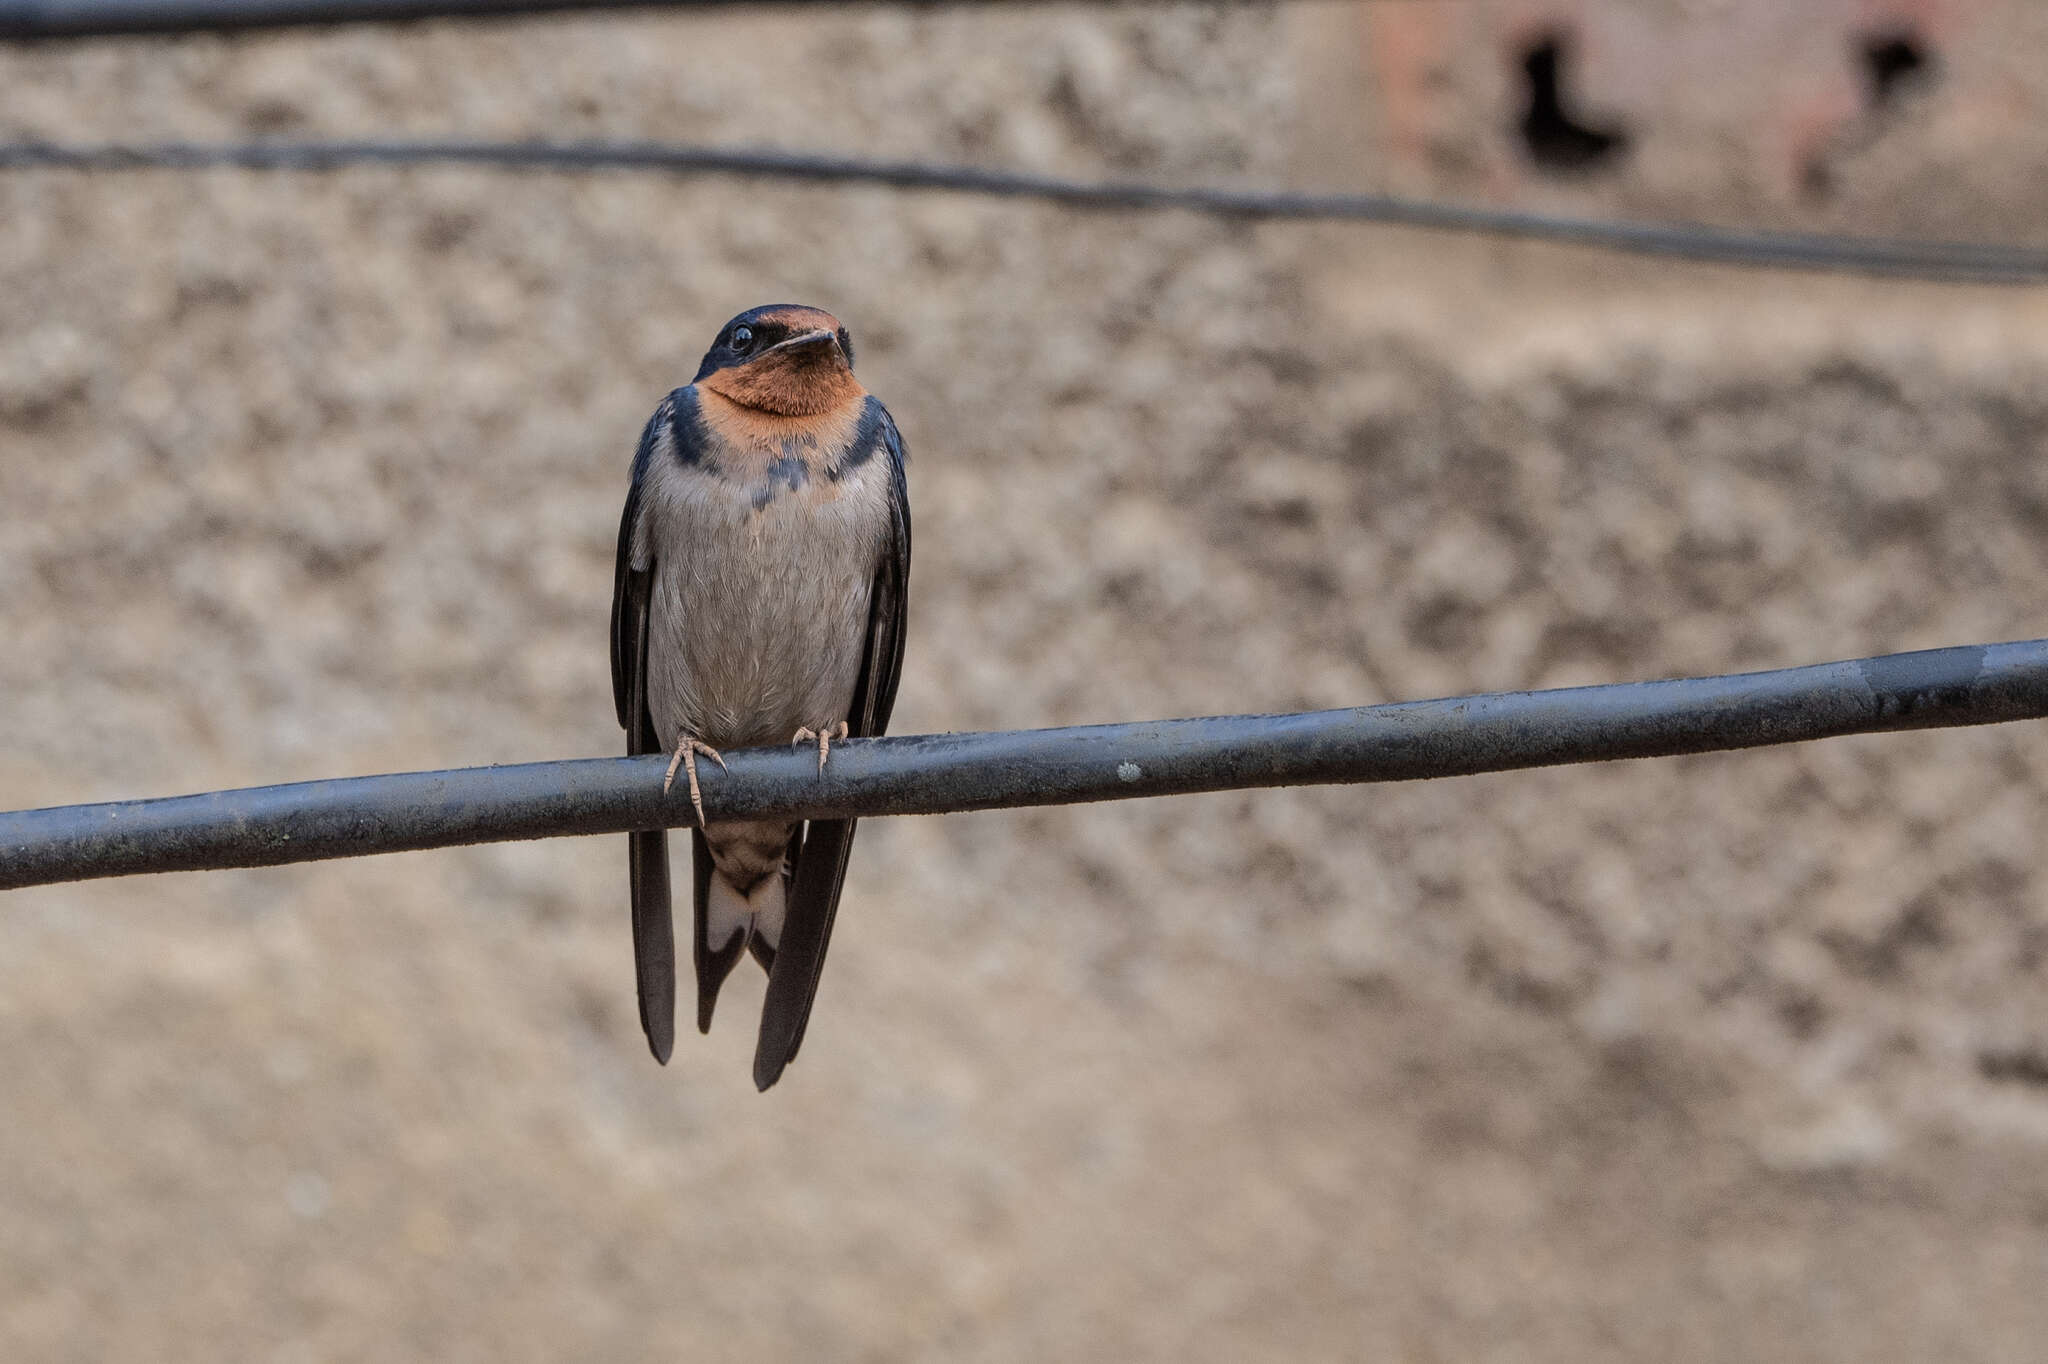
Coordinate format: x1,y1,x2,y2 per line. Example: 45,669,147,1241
1,138,2044,281
4,639,2045,892
0,0,1460,40
2,0,1347,40
0,0,741,35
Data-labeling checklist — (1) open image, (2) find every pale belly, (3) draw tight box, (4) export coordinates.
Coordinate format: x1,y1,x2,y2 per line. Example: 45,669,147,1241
641,471,885,752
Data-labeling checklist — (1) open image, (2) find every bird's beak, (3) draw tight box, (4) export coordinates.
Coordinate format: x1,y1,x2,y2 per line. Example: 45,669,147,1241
762,328,844,363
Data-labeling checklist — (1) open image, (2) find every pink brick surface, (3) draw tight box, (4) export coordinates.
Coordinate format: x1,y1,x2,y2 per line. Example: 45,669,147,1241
1295,0,2046,238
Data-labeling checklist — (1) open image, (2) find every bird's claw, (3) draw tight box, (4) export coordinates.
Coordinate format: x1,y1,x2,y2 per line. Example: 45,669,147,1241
792,721,850,775
662,736,727,827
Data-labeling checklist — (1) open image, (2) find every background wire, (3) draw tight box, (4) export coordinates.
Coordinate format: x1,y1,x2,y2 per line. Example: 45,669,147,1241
5,137,2046,282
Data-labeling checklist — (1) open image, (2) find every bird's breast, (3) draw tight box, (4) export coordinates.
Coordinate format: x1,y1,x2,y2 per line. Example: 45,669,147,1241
636,421,892,751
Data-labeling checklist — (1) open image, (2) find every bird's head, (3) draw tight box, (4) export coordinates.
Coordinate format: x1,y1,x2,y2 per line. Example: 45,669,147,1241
693,305,862,417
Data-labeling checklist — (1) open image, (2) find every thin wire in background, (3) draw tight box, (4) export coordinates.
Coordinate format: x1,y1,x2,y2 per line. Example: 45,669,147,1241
4,138,2046,283
0,0,1383,41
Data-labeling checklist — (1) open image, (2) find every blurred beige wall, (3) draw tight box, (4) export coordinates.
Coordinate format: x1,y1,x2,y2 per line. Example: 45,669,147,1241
3,4,2048,1361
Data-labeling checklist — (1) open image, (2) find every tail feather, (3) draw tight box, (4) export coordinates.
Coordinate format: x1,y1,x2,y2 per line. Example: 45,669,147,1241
751,870,787,961
753,817,861,1091
705,864,753,958
695,827,803,1032
628,828,676,1064
747,825,803,974
692,830,745,1034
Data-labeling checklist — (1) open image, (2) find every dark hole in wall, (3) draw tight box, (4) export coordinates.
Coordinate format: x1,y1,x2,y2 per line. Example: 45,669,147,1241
1807,31,1938,197
1516,33,1630,173
1862,30,1934,110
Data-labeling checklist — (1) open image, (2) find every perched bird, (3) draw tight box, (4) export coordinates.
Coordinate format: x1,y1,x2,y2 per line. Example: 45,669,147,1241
610,305,910,1090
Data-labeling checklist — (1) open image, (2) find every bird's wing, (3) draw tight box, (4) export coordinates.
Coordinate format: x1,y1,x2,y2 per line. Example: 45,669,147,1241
753,399,912,1090
613,391,683,1064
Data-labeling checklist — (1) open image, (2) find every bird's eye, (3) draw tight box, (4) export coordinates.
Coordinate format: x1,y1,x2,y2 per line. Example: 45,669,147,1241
730,325,755,354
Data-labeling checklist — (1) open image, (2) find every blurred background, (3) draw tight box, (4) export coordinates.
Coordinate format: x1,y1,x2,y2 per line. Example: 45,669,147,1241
5,0,2048,1358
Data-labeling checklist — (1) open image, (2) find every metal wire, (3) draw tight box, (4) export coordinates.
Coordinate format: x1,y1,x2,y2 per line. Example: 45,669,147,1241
4,639,2045,892
3,138,2041,281
1,0,1296,40
0,0,1457,41
0,0,704,35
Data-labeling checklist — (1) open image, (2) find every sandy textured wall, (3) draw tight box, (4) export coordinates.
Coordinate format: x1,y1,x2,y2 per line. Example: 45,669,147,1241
4,5,2048,1360
1292,0,2048,236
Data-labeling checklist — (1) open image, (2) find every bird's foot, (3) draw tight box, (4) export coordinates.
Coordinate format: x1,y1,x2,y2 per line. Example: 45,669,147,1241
661,735,727,828
791,721,850,775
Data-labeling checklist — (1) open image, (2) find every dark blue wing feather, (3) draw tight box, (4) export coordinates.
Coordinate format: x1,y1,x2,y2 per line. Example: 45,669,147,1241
612,390,688,1063
753,397,912,1089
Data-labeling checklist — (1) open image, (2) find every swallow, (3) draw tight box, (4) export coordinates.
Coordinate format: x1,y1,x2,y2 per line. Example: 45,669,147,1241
610,304,910,1090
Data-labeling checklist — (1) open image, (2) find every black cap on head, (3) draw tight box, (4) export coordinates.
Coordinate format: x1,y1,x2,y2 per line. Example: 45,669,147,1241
694,304,854,382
